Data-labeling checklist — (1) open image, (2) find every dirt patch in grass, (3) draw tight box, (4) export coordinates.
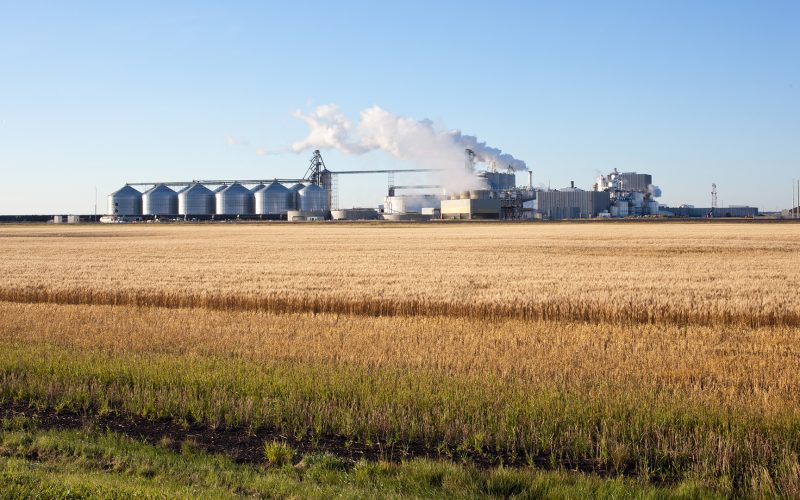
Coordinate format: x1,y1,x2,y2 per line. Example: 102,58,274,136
0,399,620,477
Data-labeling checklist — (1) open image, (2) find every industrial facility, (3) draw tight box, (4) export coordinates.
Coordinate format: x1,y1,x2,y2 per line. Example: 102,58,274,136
105,152,758,222
105,149,536,222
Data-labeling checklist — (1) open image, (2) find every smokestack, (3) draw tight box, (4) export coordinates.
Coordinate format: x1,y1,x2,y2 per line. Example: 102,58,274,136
528,171,533,189
570,180,575,189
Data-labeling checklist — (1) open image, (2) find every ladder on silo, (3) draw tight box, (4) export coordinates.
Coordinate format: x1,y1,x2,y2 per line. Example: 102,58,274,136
331,173,339,210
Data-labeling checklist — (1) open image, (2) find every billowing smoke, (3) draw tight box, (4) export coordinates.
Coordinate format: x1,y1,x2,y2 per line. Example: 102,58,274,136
290,105,527,192
648,184,662,198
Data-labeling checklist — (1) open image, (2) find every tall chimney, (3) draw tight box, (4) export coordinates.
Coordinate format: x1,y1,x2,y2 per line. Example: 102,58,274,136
570,180,575,189
528,171,533,188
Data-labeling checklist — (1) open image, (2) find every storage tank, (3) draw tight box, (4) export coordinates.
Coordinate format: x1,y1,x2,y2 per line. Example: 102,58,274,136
215,182,254,215
647,201,659,216
297,183,329,212
286,183,304,210
255,181,293,215
250,183,266,193
107,185,142,216
178,183,215,215
142,184,178,216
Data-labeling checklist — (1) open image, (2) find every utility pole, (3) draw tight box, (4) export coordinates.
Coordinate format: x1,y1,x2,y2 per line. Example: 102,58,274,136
710,183,718,218
796,179,799,219
711,183,718,209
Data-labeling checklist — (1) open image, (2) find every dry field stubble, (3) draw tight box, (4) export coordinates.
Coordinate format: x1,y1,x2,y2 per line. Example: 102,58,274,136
0,222,799,493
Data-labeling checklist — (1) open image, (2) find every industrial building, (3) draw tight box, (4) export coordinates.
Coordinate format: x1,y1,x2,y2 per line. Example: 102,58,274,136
529,170,661,220
440,198,502,220
662,206,758,218
592,169,661,217
536,185,611,219
534,171,759,219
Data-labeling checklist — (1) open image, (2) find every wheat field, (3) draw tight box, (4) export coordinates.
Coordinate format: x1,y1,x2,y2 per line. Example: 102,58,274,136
1,222,799,495
0,223,798,325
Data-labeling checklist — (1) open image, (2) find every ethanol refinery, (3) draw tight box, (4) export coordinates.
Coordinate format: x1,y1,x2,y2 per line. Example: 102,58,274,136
103,150,758,222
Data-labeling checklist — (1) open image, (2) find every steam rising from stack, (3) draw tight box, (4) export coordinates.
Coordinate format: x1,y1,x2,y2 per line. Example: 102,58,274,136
290,104,527,191
648,184,662,198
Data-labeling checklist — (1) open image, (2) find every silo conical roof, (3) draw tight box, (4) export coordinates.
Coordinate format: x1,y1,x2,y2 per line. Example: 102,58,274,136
110,185,142,198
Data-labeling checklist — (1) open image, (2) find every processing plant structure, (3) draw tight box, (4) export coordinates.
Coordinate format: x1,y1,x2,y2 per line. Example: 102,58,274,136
104,149,538,222
104,151,758,222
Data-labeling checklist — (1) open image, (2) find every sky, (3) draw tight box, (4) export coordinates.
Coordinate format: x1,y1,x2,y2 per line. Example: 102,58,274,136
0,0,798,214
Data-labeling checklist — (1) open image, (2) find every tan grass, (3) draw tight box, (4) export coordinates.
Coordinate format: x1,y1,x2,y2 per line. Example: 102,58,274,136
1,301,798,413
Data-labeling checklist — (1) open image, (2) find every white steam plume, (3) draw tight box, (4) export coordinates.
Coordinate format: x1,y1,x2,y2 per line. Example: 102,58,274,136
289,105,527,191
648,184,662,198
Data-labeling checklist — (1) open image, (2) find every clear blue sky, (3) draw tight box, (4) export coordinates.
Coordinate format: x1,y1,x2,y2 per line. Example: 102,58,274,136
1,0,797,213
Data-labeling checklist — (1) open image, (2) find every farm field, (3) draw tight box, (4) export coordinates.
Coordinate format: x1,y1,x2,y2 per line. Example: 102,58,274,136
0,222,798,497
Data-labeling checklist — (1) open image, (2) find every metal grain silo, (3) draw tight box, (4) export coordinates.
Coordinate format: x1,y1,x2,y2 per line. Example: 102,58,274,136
250,183,266,194
215,182,254,215
142,184,178,216
107,185,142,216
288,183,305,210
255,181,293,215
298,183,329,212
178,183,215,215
